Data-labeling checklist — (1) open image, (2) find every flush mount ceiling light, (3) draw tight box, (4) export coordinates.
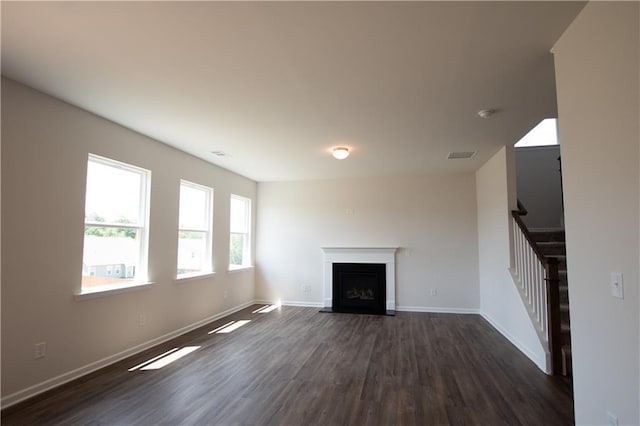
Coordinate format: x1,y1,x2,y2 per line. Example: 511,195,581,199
210,150,230,158
332,147,350,160
477,109,496,119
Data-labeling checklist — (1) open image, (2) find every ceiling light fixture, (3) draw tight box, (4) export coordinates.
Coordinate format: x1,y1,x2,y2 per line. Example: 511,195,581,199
332,147,350,160
477,109,496,119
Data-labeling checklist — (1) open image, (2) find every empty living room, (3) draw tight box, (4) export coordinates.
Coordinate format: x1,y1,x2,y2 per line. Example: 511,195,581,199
1,2,638,425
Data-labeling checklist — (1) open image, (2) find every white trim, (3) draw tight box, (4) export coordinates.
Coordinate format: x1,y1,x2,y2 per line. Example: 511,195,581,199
227,265,254,274
85,221,142,229
279,300,325,308
178,179,214,276
74,281,154,301
229,194,252,268
480,310,550,374
84,153,151,284
507,267,550,350
174,272,216,283
395,306,480,314
1,300,255,409
253,299,324,308
321,246,398,311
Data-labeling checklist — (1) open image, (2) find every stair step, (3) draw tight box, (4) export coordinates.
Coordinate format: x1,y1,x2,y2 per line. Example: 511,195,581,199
561,323,570,333
538,242,566,256
551,255,567,270
529,228,566,243
560,303,570,312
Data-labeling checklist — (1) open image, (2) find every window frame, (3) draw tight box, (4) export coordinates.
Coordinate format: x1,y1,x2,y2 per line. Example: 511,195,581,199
80,154,151,294
176,179,214,279
229,194,252,270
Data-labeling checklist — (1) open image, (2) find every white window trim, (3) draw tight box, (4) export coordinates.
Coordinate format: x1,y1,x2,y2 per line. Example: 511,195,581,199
229,194,252,268
176,179,214,279
82,154,151,292
75,281,155,301
174,271,217,283
228,265,254,273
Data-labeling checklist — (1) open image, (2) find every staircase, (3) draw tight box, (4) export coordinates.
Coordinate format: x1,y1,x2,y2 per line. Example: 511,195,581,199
512,152,570,376
529,228,572,377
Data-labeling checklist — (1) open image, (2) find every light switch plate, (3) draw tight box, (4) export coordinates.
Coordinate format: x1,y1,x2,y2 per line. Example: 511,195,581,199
611,272,624,299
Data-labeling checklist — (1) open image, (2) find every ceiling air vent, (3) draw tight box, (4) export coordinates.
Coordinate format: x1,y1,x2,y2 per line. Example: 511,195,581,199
447,151,477,160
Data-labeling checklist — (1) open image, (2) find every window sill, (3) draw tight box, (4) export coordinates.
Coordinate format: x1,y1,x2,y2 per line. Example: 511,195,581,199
74,281,154,301
174,272,216,283
227,265,254,274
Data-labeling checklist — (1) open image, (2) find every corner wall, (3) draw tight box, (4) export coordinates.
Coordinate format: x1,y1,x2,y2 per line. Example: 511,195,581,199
255,174,479,312
553,2,639,424
1,79,257,405
515,145,564,229
476,146,548,371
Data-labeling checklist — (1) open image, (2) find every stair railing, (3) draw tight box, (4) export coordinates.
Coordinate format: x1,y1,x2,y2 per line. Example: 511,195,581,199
510,209,562,375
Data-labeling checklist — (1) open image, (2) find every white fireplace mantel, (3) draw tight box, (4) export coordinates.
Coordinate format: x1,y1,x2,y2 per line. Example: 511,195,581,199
321,246,398,312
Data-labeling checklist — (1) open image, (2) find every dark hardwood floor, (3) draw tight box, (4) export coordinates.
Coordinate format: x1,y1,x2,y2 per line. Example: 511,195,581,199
2,306,574,425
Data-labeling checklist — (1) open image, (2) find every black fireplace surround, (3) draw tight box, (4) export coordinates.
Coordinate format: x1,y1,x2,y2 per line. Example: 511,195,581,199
332,263,386,315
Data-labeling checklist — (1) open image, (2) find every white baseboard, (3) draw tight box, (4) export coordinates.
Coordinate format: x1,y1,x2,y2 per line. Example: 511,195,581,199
1,300,256,409
255,299,324,308
255,301,479,313
480,310,550,374
282,300,324,308
395,305,480,314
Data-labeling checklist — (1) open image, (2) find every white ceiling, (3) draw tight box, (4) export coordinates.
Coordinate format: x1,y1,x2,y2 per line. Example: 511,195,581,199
1,1,585,182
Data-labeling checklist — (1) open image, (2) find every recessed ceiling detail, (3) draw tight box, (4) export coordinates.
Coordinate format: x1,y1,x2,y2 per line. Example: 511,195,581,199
210,151,230,158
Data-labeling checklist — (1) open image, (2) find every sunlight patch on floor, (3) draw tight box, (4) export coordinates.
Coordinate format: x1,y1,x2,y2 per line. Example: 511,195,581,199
208,321,236,334
255,304,279,313
128,348,179,371
214,320,251,334
252,305,270,313
140,346,201,370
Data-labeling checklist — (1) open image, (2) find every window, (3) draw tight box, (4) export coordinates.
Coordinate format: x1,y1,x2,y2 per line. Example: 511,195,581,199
229,194,251,269
81,154,150,291
514,118,558,147
177,180,213,278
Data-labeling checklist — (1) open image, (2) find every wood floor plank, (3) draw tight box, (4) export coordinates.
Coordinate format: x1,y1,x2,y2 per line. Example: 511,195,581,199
2,306,574,425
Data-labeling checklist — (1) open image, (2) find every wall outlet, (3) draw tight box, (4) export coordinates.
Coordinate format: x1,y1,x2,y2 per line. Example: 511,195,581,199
302,284,311,293
223,290,228,299
430,288,437,296
611,272,624,299
34,342,46,359
138,314,146,327
606,411,618,426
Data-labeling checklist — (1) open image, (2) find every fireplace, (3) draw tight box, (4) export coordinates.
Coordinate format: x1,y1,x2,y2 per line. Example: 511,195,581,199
332,263,386,315
321,246,398,315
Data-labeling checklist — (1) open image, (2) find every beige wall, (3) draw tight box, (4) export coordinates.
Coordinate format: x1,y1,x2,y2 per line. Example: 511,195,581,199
515,145,564,229
553,2,639,424
255,174,479,312
1,79,257,404
476,146,547,371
